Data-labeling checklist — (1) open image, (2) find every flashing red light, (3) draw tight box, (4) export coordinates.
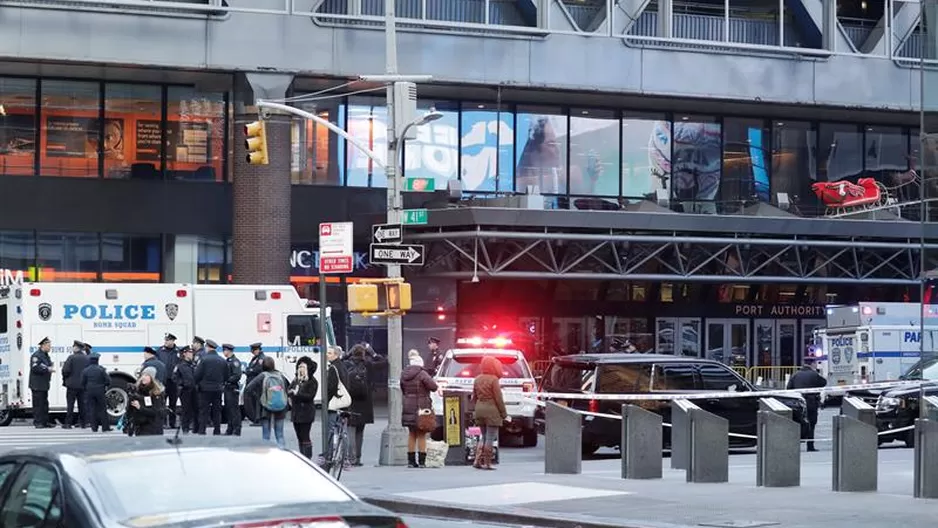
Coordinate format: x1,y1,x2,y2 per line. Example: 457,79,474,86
489,337,511,348
437,305,444,311
234,516,349,528
437,314,446,321
458,369,474,377
396,522,410,528
456,337,513,348
271,291,282,299
176,290,187,298
588,399,599,413
29,289,40,297
459,337,484,347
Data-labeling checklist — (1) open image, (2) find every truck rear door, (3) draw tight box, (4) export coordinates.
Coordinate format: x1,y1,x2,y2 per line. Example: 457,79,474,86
0,289,16,406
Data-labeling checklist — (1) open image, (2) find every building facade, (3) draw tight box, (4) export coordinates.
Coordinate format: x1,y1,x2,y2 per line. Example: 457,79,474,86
1,0,936,368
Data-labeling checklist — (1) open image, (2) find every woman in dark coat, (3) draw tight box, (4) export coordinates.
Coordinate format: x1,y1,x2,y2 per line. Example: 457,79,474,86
129,366,166,436
289,356,318,459
342,344,387,466
400,352,438,468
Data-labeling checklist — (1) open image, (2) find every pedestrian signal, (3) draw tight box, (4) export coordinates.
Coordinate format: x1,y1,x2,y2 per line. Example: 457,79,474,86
348,284,379,313
244,120,269,165
387,282,412,311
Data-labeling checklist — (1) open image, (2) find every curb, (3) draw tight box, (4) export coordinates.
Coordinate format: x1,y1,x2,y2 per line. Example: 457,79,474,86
362,494,696,528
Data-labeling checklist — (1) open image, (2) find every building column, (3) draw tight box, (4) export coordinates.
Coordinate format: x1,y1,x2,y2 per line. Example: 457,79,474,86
163,235,200,283
232,72,295,285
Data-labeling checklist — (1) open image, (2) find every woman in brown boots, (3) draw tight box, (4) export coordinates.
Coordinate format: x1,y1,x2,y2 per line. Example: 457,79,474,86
471,356,510,470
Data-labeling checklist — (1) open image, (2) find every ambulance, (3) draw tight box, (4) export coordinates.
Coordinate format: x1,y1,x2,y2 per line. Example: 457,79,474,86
0,282,337,426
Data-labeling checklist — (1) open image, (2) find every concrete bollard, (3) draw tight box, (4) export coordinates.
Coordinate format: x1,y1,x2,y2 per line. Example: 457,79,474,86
621,404,663,480
914,396,938,499
757,397,801,487
544,402,582,475
841,396,876,427
686,406,729,483
832,397,878,492
670,399,696,470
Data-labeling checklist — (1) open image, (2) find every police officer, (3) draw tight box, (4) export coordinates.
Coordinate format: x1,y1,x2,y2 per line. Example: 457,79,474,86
80,352,111,432
787,356,828,452
244,343,265,425
61,340,90,429
192,336,206,365
426,337,443,376
221,344,243,436
190,336,206,432
141,347,167,385
193,339,226,435
172,346,197,433
158,333,181,429
29,337,55,429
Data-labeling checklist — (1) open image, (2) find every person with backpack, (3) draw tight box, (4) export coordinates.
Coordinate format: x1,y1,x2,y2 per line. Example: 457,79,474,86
342,344,386,466
244,356,290,448
289,356,318,459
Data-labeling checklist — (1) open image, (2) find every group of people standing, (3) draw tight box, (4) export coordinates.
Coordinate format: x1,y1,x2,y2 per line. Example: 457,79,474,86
29,337,112,431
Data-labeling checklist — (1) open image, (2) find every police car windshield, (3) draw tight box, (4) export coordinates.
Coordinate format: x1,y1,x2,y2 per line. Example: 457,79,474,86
442,352,531,379
85,447,350,521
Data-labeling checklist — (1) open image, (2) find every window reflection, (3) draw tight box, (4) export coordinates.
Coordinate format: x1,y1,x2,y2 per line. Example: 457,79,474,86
0,231,35,274
40,80,101,178
198,237,226,283
0,77,36,176
622,113,670,203
403,100,459,189
771,121,815,214
569,109,619,199
671,115,721,214
101,234,161,282
515,107,567,195
460,103,514,193
165,87,226,182
817,123,862,182
104,84,162,180
722,118,769,211
36,232,100,282
291,99,340,185
343,97,387,188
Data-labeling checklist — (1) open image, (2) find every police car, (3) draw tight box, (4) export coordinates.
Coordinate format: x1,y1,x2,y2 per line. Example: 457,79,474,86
429,336,539,447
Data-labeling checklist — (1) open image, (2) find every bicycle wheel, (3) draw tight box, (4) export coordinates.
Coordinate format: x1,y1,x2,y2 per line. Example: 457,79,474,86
329,432,347,480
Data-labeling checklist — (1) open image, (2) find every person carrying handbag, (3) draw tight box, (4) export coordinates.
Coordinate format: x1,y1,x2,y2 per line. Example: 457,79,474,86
471,356,510,470
401,352,438,468
319,347,352,465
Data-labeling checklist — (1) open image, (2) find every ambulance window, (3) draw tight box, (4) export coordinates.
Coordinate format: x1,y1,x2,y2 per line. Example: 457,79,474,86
286,315,321,347
0,305,6,334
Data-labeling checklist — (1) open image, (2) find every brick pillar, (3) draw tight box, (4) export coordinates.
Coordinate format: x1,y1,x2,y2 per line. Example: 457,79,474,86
232,113,291,284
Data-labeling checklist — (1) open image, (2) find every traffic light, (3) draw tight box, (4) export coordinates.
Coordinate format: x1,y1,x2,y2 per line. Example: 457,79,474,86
387,282,412,311
347,284,379,313
244,120,269,165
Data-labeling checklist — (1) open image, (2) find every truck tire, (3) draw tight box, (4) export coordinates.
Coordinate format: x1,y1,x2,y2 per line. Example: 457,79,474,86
522,427,538,447
0,409,12,427
106,376,131,424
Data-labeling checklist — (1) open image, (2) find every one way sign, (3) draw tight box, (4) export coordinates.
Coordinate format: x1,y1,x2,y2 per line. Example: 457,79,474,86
370,243,425,266
372,223,402,244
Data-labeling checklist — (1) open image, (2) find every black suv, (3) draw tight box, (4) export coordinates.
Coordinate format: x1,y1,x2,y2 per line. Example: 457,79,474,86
535,354,807,456
875,355,938,447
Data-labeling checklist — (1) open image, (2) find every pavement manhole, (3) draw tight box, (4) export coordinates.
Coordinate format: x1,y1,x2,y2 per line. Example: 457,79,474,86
698,522,781,528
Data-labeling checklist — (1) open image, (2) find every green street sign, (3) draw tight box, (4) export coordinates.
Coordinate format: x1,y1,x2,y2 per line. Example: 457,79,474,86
402,209,428,225
404,177,435,192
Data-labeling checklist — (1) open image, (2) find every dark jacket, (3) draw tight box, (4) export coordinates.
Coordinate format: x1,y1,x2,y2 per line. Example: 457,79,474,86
245,370,290,419
157,346,180,384
80,360,110,392
142,357,167,385
326,362,343,403
225,355,243,390
343,353,386,426
29,350,53,391
245,352,265,384
129,382,165,436
193,351,226,392
400,364,437,428
172,359,196,391
62,352,90,390
787,366,828,407
289,358,319,424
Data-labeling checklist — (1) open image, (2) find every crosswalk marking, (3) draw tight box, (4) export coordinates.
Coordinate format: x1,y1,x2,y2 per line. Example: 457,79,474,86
0,426,122,452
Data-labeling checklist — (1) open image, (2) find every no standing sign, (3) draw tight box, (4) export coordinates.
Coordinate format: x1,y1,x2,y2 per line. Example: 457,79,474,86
318,222,354,274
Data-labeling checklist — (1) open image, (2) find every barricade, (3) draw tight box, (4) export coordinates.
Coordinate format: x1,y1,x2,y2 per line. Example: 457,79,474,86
621,404,662,480
756,397,800,487
913,395,938,499
832,397,878,492
544,402,581,475
440,390,471,466
671,399,729,483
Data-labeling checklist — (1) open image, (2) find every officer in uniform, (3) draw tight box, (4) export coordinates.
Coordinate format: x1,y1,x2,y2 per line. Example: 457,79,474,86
80,352,111,432
172,346,197,433
142,347,167,385
158,333,181,429
244,343,265,425
61,340,90,429
787,356,828,452
190,336,206,432
193,339,226,435
29,337,55,429
221,344,243,436
192,336,206,364
426,337,443,376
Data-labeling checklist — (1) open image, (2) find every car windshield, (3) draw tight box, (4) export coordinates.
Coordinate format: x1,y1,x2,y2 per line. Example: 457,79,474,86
442,352,531,378
84,447,350,521
901,355,938,380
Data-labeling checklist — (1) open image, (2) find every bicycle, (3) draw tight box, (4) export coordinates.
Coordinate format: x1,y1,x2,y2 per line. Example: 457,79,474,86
323,410,358,480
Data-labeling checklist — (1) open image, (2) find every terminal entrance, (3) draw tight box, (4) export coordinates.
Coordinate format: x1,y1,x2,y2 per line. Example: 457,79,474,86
705,319,750,368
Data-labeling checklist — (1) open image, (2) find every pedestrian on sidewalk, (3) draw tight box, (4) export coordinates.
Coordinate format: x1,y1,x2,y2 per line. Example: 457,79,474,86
129,367,166,436
401,352,438,468
245,356,290,448
471,356,509,470
289,356,318,459
787,356,827,452
342,343,385,466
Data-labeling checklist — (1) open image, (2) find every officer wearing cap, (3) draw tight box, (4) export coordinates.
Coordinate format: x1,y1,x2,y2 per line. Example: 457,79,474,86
61,340,90,429
426,337,443,376
172,346,198,433
221,344,243,436
190,336,206,432
158,333,181,429
141,347,167,386
80,352,111,432
243,343,266,426
29,337,55,428
82,343,93,354
191,336,206,365
193,340,226,435
787,356,828,452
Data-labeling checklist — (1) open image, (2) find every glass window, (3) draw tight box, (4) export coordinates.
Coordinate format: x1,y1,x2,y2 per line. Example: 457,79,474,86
651,363,698,390
286,314,323,347
515,106,567,195
0,231,35,275
343,97,387,188
402,100,459,190
165,86,225,182
104,83,162,180
0,463,62,528
291,99,340,185
40,80,101,178
722,118,770,208
440,353,532,379
36,232,99,282
864,125,908,176
460,102,514,193
596,364,652,393
697,364,744,391
0,77,37,176
542,362,596,393
622,113,670,202
671,115,722,213
101,234,160,282
771,121,815,214
197,236,226,284
817,123,862,182
569,109,620,198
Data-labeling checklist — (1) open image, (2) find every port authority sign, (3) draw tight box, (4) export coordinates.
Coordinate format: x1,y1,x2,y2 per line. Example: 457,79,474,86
369,243,425,266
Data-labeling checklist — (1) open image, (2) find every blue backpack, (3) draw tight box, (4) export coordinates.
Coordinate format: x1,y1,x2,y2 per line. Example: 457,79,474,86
260,373,288,412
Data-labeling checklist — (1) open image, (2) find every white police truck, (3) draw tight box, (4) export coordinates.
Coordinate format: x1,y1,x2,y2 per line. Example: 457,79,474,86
0,282,337,426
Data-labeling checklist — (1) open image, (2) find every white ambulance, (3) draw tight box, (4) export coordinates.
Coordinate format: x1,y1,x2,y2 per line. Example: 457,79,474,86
0,282,337,426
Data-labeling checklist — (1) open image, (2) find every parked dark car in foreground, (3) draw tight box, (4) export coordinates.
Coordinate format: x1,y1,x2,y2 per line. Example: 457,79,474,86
875,355,938,447
0,435,408,528
535,354,807,456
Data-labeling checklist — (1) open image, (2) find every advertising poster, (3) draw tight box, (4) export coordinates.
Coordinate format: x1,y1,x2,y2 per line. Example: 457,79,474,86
460,109,514,193
622,119,670,200
134,120,211,164
515,114,567,195
568,115,619,197
135,120,162,162
0,114,36,155
45,117,125,160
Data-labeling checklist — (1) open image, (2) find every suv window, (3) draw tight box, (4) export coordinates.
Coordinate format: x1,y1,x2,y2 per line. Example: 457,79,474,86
0,463,62,528
596,364,652,393
698,364,744,391
542,363,596,393
0,463,14,489
651,363,698,391
440,353,531,379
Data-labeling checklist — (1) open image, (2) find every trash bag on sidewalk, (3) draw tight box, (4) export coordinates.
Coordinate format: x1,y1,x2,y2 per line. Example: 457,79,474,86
425,440,447,468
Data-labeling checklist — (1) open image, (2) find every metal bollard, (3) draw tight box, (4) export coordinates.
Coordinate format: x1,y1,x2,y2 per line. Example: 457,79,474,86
757,397,800,487
832,397,878,492
441,390,470,466
670,399,695,470
913,396,938,499
841,396,876,427
544,402,582,475
621,404,662,480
